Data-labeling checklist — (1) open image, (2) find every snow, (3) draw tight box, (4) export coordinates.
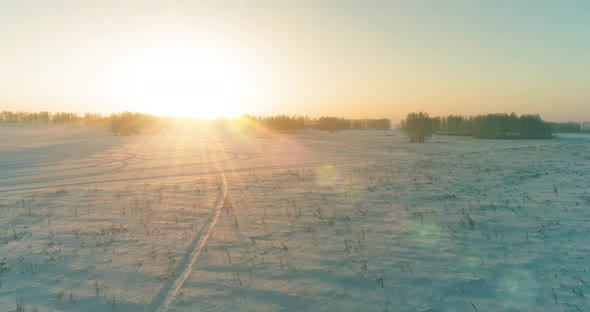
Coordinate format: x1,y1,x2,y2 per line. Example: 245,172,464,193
1,124,589,311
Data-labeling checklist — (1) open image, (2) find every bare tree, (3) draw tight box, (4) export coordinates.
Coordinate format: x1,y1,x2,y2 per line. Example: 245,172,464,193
400,112,435,143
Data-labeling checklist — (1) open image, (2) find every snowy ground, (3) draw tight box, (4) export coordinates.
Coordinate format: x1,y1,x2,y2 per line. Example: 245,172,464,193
1,124,589,311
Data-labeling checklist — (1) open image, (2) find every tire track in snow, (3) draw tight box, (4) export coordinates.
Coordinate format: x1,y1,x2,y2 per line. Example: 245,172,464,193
0,156,389,194
145,174,228,312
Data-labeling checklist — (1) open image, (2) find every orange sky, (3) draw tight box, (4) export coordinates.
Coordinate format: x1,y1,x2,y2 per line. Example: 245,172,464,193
1,1,589,122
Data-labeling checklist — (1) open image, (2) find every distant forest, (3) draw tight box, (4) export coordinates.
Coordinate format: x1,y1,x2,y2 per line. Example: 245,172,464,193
3,110,587,138
435,114,589,137
0,111,390,135
238,115,390,133
400,112,590,143
435,113,553,139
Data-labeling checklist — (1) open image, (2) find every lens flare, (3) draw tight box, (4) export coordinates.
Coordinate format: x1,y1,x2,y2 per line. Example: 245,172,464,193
403,219,441,248
315,165,339,187
496,269,539,308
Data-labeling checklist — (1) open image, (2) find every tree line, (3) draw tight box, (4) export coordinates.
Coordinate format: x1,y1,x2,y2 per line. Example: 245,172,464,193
401,112,556,143
0,111,114,126
109,112,165,135
1,111,87,124
437,113,552,139
1,110,391,135
547,121,590,133
0,110,152,135
316,117,391,132
237,115,390,133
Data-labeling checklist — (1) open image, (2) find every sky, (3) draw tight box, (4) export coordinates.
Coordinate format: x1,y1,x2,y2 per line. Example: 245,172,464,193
1,0,589,121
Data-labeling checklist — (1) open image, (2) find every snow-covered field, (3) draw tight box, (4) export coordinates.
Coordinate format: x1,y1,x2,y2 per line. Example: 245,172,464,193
1,124,589,311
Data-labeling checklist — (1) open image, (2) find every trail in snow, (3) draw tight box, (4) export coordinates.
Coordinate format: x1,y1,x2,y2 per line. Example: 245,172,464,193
144,174,228,312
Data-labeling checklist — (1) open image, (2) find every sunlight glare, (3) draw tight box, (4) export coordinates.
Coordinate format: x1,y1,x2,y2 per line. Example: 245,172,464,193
99,37,266,119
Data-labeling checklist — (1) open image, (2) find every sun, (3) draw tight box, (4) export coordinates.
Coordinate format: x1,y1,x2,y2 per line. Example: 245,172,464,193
98,37,266,119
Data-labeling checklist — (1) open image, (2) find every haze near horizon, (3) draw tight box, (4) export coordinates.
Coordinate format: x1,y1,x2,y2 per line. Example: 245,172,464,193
1,0,589,121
